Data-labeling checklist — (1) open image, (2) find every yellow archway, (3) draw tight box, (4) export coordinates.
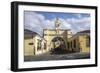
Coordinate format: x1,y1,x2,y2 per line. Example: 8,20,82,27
43,29,69,52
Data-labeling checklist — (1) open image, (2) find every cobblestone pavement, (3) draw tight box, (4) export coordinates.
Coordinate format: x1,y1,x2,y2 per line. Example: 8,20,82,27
24,52,90,62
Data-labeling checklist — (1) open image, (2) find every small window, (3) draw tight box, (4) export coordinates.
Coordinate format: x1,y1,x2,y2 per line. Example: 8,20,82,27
29,43,33,45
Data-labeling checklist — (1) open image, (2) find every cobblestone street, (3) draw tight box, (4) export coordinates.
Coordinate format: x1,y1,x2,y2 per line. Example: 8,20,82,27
24,52,90,61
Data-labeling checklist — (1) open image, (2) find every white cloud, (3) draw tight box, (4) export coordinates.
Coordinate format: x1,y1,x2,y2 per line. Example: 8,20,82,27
66,17,90,33
24,11,90,35
24,11,45,36
24,12,71,36
59,18,71,29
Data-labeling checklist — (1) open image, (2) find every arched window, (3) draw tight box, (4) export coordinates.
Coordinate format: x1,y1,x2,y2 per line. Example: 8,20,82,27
37,39,41,50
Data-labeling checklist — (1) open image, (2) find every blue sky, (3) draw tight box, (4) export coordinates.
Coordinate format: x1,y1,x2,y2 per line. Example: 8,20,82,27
36,11,90,20
24,11,90,36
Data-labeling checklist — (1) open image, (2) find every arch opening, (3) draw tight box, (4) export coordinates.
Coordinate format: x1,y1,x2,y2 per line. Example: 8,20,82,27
50,37,67,54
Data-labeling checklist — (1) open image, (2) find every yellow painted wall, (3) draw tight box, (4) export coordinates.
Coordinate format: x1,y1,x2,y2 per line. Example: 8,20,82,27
67,35,90,53
79,36,90,53
24,38,34,56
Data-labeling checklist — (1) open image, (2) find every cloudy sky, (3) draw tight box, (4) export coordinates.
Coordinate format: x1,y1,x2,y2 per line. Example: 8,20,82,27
24,11,90,36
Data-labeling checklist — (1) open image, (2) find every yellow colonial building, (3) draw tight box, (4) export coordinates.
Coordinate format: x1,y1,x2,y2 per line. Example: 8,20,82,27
24,29,90,56
24,29,47,56
67,30,90,53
